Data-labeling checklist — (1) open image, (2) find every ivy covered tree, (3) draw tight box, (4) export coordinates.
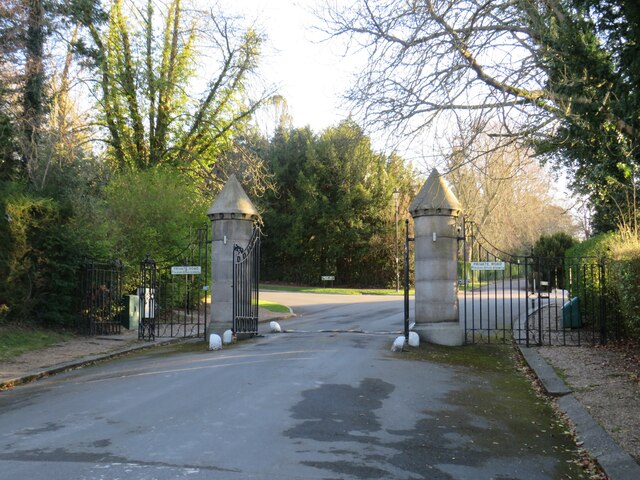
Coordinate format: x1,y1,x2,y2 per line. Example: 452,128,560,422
76,0,271,187
0,0,275,327
0,0,105,327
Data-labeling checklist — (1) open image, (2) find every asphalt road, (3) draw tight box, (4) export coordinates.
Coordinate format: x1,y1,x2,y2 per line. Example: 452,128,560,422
0,292,583,479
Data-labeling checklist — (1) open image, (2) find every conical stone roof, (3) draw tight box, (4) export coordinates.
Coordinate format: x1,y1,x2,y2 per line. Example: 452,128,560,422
409,168,461,217
207,174,259,220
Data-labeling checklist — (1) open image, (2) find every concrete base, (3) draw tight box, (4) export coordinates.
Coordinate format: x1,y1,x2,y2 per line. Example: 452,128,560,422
206,322,258,341
207,320,233,338
415,322,464,346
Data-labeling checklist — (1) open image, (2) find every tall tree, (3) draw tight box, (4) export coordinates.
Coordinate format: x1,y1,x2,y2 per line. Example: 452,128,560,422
0,0,104,184
259,121,418,286
78,0,270,187
445,119,577,253
0,0,30,178
322,0,640,233
534,0,640,232
22,0,45,153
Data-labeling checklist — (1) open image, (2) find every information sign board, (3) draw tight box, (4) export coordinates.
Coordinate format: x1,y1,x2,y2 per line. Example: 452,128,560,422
171,266,202,275
470,261,505,271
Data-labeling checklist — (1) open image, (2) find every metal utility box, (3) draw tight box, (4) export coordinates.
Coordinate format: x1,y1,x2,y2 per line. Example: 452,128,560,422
121,294,140,330
561,297,582,329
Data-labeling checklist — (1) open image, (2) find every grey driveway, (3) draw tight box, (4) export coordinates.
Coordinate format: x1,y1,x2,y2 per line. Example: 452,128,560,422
0,291,586,479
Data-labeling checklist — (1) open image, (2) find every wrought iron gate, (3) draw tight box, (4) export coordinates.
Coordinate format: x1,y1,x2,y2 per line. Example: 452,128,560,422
79,259,124,335
460,221,614,346
403,219,414,341
232,227,260,335
138,226,211,341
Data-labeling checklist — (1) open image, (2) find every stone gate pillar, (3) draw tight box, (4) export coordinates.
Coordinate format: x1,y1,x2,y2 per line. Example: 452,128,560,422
409,168,464,346
207,175,259,335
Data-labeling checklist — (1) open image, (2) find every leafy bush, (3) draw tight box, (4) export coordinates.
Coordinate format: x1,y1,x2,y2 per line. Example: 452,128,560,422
0,183,87,327
0,167,211,328
531,232,578,289
610,240,640,339
565,232,640,342
534,232,577,258
97,167,209,291
564,232,618,259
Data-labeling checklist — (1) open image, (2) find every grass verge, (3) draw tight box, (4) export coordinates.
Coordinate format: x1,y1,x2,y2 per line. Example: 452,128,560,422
0,326,72,361
260,283,414,296
258,300,290,313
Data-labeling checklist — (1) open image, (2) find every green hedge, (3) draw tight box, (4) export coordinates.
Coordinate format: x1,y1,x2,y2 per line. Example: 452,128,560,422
564,232,618,259
565,233,640,341
0,183,87,327
610,241,640,339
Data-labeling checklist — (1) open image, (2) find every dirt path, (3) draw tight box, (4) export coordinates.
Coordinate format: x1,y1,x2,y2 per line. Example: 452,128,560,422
538,345,640,463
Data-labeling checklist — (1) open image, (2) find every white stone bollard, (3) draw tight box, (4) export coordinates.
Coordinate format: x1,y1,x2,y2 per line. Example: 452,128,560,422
391,336,405,352
408,331,420,347
209,334,222,351
222,329,233,344
270,321,282,333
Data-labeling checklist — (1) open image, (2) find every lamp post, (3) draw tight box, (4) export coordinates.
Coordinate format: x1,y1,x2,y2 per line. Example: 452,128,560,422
393,189,400,292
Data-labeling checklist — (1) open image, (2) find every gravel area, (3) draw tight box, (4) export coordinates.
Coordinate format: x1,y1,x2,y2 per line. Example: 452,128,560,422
538,345,640,463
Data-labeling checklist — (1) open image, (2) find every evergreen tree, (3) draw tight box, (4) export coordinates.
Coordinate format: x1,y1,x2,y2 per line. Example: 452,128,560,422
259,121,417,287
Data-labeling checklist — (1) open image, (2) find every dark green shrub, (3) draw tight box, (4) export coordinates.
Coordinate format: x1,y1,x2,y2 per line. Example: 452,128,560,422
564,232,617,259
611,241,640,339
532,232,577,289
534,232,577,258
0,184,86,327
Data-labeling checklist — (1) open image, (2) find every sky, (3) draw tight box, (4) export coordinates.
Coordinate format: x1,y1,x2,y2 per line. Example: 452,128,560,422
213,0,469,169
214,0,575,210
217,0,358,134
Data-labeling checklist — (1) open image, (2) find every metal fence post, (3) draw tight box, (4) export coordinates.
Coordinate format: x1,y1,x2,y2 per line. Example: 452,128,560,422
404,219,414,342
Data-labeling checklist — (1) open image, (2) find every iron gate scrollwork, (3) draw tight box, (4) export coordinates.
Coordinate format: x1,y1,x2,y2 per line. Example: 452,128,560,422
80,259,124,335
233,227,260,335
